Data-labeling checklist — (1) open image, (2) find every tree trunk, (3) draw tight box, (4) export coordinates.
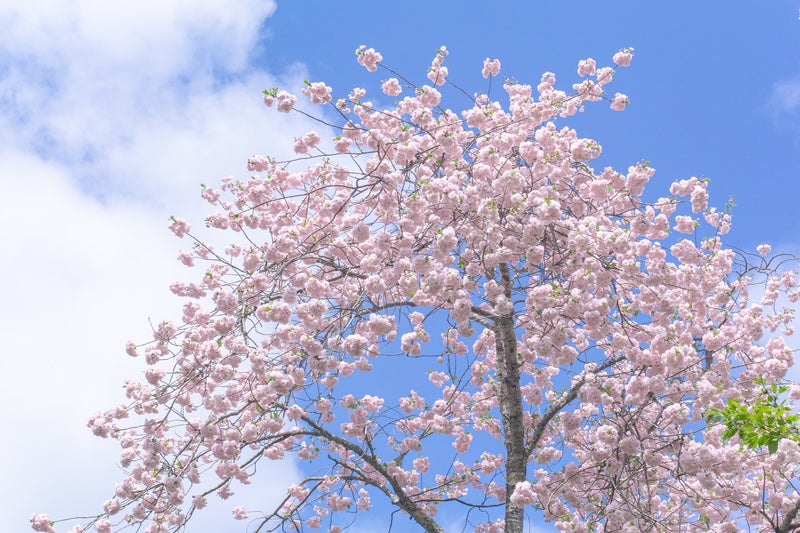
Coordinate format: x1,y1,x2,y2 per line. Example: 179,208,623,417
496,263,527,533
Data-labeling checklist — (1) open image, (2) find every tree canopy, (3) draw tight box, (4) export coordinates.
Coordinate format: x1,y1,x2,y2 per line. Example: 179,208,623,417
33,46,800,533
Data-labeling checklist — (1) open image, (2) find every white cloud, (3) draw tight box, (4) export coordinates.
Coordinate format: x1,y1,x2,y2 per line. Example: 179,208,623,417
0,150,178,528
0,0,275,78
764,77,800,131
769,78,800,113
0,1,325,530
0,0,317,209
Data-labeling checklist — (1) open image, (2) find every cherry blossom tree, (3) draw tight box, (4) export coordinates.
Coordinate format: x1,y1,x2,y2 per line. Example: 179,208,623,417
34,46,800,533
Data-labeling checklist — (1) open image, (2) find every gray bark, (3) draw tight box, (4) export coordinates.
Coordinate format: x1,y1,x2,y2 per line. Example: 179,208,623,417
496,263,527,533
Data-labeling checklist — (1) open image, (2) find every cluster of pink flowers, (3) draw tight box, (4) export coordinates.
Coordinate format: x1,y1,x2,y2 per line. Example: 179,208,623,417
36,44,800,533
427,46,449,86
261,90,296,112
482,57,501,78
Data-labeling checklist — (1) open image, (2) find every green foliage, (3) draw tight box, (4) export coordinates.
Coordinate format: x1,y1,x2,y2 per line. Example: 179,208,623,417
706,379,800,454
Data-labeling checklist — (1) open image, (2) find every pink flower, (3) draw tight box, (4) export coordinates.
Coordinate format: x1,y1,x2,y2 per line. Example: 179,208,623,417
293,137,308,154
103,499,122,515
200,186,220,203
356,45,383,72
613,47,634,67
417,85,441,107
276,91,296,113
618,435,640,455
428,371,449,387
482,57,501,78
30,514,56,533
232,506,248,520
285,404,307,420
326,493,352,512
453,431,472,453
303,131,321,148
570,139,601,161
610,93,629,111
334,136,351,153
690,184,709,212
168,216,191,238
674,215,697,234
302,82,332,104
247,155,270,172
401,332,421,355
427,66,448,86
577,58,596,76
595,66,614,86
509,481,536,507
192,495,207,509
125,341,138,357
757,243,772,256
177,250,195,266
381,78,402,96
343,334,368,356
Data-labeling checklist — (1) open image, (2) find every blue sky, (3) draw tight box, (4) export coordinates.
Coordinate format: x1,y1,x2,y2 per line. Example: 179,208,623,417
1,1,799,532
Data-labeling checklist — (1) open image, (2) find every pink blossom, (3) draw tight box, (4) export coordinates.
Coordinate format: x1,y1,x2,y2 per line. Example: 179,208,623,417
413,456,430,473
610,92,629,111
177,250,195,266
428,371,450,387
303,82,333,104
509,481,536,507
482,57,501,78
356,45,383,72
595,66,614,85
168,216,190,238
342,334,368,356
334,136,351,153
453,431,473,453
613,47,634,67
30,514,56,533
326,493,352,512
125,341,138,357
285,404,307,420
417,85,441,107
618,435,640,455
758,243,772,256
401,332,421,355
674,215,697,233
427,66,448,86
381,78,402,96
276,91,296,113
577,58,596,76
247,155,270,172
303,131,321,148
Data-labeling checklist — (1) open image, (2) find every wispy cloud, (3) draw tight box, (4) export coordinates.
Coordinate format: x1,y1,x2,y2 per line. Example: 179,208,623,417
764,77,800,132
